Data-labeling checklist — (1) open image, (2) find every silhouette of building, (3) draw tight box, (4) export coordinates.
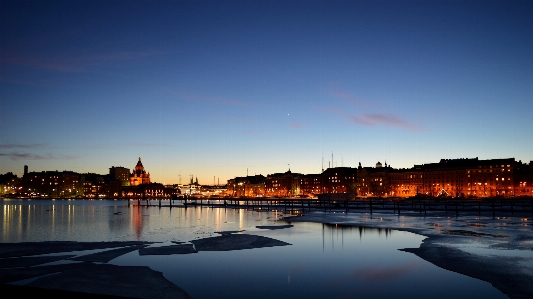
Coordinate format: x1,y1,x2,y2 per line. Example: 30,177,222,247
357,162,392,197
109,166,130,186
130,157,151,186
356,158,533,198
265,169,302,197
227,175,266,197
299,174,322,197
321,167,358,194
0,172,19,195
22,170,81,197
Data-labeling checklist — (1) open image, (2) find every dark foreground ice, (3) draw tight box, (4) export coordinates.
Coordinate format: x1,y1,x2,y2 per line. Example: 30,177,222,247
0,232,291,298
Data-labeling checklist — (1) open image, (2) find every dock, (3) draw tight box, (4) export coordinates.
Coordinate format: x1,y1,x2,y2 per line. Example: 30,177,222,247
129,197,533,218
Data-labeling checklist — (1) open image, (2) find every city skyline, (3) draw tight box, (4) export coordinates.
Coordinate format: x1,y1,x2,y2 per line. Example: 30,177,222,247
1,1,532,184
10,154,532,186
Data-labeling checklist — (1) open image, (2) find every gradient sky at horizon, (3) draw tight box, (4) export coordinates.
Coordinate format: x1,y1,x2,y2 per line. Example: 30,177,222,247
1,0,532,185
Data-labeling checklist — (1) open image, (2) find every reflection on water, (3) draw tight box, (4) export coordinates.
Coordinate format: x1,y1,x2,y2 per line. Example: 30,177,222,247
0,199,507,299
1,199,285,242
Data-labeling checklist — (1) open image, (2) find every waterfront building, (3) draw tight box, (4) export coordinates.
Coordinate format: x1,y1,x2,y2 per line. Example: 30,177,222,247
321,167,358,194
422,158,517,197
0,172,19,196
130,157,151,186
227,175,265,197
22,170,81,197
266,170,302,197
80,173,105,198
299,174,322,197
389,166,423,197
356,158,533,198
109,166,131,186
123,183,166,198
514,161,533,196
357,162,393,197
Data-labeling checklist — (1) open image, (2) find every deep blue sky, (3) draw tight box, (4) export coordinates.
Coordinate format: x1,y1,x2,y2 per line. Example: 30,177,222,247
1,0,532,184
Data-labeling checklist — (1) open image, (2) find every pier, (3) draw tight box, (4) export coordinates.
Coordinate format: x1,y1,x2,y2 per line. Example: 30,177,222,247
129,197,533,218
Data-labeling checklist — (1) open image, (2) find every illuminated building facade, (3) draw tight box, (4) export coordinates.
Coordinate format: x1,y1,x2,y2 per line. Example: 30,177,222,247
122,183,165,198
389,166,423,197
515,161,533,196
422,158,517,197
22,171,82,197
266,170,302,197
130,157,151,186
110,166,131,186
357,162,392,197
227,175,266,197
299,174,322,197
356,158,533,198
321,167,358,194
0,172,19,195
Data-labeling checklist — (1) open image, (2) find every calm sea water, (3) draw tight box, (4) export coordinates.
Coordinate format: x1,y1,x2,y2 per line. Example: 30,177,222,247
1,199,507,299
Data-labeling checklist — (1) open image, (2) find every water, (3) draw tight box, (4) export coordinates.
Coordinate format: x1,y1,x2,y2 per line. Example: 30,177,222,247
1,199,507,298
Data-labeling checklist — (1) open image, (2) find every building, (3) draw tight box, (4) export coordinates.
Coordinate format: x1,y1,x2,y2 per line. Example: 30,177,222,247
389,166,423,197
355,158,533,198
109,166,131,186
422,158,516,197
22,170,82,197
130,157,151,186
0,172,19,196
515,161,533,196
321,167,358,194
227,175,266,197
265,170,302,197
299,174,322,197
123,183,166,198
357,162,393,197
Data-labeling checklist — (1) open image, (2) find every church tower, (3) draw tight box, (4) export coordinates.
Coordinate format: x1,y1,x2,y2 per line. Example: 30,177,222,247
130,157,151,186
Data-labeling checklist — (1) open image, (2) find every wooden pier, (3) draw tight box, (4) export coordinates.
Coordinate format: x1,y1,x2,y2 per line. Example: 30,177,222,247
129,197,533,218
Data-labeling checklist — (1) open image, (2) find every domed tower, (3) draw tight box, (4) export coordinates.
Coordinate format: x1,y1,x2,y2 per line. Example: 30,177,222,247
130,157,151,186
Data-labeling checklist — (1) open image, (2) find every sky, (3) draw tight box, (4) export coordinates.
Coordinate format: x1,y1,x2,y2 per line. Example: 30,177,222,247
1,0,532,185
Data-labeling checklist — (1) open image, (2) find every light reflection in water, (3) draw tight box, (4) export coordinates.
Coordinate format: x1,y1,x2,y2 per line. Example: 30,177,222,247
0,199,509,299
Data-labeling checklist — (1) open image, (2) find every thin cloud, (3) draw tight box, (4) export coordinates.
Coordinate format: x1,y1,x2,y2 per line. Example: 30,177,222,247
125,143,168,147
326,86,367,107
0,152,53,160
331,91,364,106
0,143,46,149
89,143,168,149
204,116,258,123
1,50,166,73
319,106,345,116
352,114,418,131
1,54,84,72
320,107,417,131
88,50,167,63
177,92,254,107
349,115,374,126
290,124,303,129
